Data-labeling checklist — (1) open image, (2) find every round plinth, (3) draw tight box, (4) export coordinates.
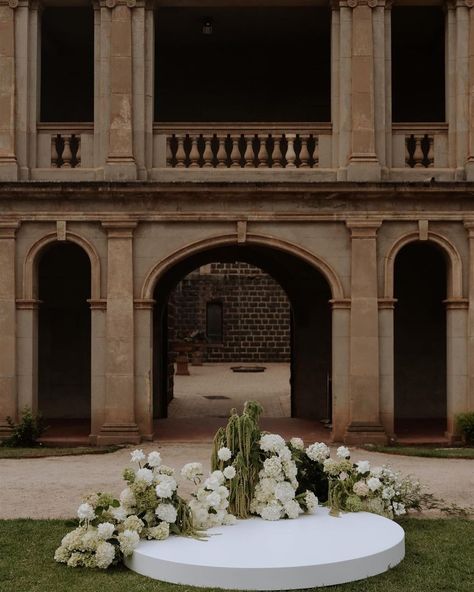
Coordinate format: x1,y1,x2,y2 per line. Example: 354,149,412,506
125,508,405,590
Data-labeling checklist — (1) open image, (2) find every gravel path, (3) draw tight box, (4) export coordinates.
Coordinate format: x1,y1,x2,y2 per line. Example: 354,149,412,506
0,444,473,519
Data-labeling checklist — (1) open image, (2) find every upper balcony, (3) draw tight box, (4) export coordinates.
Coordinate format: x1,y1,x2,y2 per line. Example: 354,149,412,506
0,1,467,184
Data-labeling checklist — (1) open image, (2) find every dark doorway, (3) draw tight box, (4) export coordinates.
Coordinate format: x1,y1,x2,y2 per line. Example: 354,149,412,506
152,245,332,423
394,242,447,436
38,243,91,421
40,7,94,122
155,7,331,122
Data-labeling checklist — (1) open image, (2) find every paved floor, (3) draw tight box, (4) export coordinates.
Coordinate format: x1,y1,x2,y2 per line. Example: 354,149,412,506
0,443,472,519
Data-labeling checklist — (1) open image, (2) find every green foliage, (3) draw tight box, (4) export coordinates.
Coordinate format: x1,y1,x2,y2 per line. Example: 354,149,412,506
456,412,474,444
2,407,47,448
290,445,329,503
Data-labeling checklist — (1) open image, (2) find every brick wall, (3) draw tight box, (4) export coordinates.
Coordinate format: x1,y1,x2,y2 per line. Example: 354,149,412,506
169,262,291,362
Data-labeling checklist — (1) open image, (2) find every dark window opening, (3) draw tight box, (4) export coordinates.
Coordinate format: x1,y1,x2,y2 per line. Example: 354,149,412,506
392,7,445,122
206,301,223,343
40,7,94,122
155,7,331,122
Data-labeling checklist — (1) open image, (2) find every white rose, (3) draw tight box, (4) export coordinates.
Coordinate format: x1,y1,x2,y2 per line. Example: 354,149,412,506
217,447,232,462
77,503,95,521
130,449,145,463
223,466,236,480
147,451,162,468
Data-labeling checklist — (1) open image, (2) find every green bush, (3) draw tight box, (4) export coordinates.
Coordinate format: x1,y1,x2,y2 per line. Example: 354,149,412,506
2,407,47,448
456,412,474,445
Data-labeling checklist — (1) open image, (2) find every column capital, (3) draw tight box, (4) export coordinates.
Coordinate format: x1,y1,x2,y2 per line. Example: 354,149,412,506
16,299,41,310
87,299,107,311
444,298,469,310
102,221,138,238
378,298,397,310
329,298,352,310
0,222,20,239
0,1,19,8
346,220,382,238
134,299,155,310
100,0,145,8
464,219,474,234
445,0,474,10
335,0,389,9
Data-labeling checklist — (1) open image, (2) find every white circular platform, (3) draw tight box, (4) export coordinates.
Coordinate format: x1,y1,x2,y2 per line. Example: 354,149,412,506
125,507,405,590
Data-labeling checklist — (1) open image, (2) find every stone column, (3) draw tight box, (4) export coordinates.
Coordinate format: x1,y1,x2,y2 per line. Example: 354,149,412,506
463,221,474,417
445,299,469,440
16,298,40,413
134,299,155,440
0,222,19,437
345,220,386,444
0,1,18,180
103,0,137,181
465,2,474,179
98,222,140,444
88,299,107,443
346,0,381,182
379,298,396,440
330,299,351,441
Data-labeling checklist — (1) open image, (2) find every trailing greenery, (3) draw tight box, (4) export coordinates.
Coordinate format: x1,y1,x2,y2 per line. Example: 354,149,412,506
0,445,121,459
289,444,329,503
363,444,474,459
1,519,473,592
211,401,263,518
1,407,47,448
456,412,474,445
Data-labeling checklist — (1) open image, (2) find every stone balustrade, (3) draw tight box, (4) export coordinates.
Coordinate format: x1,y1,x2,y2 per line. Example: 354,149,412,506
51,134,81,169
391,123,449,177
35,124,94,177
404,134,434,168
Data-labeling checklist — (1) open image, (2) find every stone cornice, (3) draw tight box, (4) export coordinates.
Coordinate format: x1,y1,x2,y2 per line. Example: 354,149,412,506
333,0,389,9
100,0,145,8
346,220,382,238
446,0,474,10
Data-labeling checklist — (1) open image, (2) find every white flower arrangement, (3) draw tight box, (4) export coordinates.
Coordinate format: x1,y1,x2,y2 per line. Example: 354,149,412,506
217,447,232,462
306,442,330,463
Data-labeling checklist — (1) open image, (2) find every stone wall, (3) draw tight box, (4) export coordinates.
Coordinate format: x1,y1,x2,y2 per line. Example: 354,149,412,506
169,262,291,362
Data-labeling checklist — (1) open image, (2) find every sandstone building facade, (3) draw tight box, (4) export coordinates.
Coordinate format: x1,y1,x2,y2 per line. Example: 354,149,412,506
1,0,474,444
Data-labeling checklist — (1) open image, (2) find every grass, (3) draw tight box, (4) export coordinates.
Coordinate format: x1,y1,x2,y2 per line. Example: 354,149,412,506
0,519,473,592
362,444,474,459
0,445,121,459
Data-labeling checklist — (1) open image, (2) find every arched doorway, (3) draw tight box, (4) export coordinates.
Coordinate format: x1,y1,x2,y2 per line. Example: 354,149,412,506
394,242,447,438
37,243,91,433
151,244,333,432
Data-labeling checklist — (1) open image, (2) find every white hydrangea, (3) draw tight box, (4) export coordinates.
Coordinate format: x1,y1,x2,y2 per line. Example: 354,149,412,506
136,468,154,484
356,460,371,474
223,513,237,526
119,487,136,510
336,446,351,459
155,475,177,499
95,541,116,569
146,522,170,540
274,481,296,504
278,446,292,462
284,499,301,519
223,466,236,480
393,502,406,516
260,502,283,521
282,459,298,480
305,491,318,513
97,522,115,540
217,447,232,462
353,481,370,497
260,434,286,453
130,449,145,463
206,491,222,509
147,451,162,468
382,486,395,500
155,503,177,524
181,462,203,481
118,529,140,556
111,505,127,522
306,442,330,463
77,503,95,522
203,471,224,491
263,456,283,479
290,437,305,450
339,471,349,481
367,477,382,491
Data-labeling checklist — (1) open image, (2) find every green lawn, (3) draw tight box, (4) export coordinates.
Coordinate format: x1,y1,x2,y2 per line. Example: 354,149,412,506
0,446,121,459
362,444,474,459
0,519,473,592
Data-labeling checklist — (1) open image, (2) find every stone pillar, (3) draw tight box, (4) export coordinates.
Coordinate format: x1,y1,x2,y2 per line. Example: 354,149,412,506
98,222,140,444
445,299,469,440
0,1,18,180
463,221,474,416
88,299,107,443
465,2,474,179
0,222,19,437
134,299,155,440
346,0,381,182
16,299,40,413
345,220,386,444
330,299,351,442
379,298,396,440
132,0,147,180
103,0,137,181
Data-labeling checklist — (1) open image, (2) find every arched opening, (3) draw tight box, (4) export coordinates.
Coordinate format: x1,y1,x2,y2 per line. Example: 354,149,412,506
151,244,333,437
37,243,91,436
394,242,447,439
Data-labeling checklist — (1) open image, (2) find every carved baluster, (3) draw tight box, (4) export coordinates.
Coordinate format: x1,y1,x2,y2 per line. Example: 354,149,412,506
230,135,241,167
75,135,81,168
428,136,434,167
62,136,73,168
189,135,200,168
285,134,296,168
272,135,283,168
203,136,214,168
175,135,186,168
51,135,59,168
257,135,269,168
413,136,423,168
312,136,319,167
299,136,310,168
244,135,255,168
216,135,227,168
166,137,173,167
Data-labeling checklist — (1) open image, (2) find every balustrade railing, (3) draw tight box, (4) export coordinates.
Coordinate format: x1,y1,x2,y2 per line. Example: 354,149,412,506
36,123,94,171
392,123,448,170
51,134,81,168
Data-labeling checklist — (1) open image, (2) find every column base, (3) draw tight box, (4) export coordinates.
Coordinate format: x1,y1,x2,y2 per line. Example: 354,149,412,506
344,422,388,445
346,157,381,182
0,158,19,181
96,422,141,445
104,158,137,181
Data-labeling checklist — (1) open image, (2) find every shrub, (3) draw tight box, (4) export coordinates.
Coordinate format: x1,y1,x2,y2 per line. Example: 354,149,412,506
456,412,474,445
2,407,47,447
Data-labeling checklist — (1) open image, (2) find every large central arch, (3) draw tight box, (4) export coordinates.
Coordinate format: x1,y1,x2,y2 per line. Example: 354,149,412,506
144,234,343,428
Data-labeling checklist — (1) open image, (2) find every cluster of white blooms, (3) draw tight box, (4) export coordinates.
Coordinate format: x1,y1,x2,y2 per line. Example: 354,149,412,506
181,462,204,482
186,468,237,529
306,442,331,463
251,435,317,521
217,447,232,462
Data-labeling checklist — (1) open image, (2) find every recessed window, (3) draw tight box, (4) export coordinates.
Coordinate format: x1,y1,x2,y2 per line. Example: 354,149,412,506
206,301,223,343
